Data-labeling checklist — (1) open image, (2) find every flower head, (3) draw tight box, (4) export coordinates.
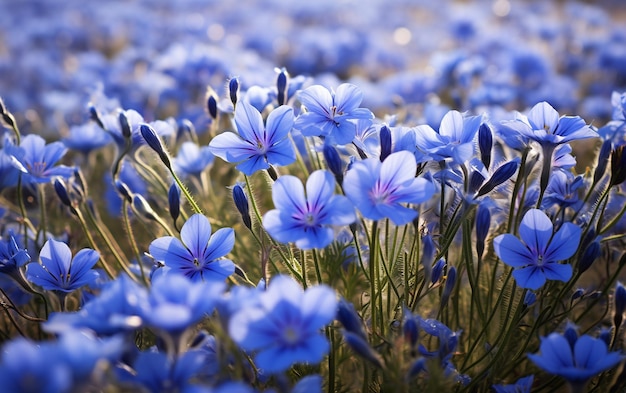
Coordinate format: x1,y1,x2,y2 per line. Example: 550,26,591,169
228,275,337,374
493,209,581,290
343,151,435,225
209,102,296,175
174,141,214,178
149,214,235,282
19,134,74,185
500,101,596,147
263,170,356,250
528,330,623,386
26,239,99,293
294,83,374,145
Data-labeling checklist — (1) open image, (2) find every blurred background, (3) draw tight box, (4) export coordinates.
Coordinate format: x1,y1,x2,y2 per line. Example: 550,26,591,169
1,0,625,136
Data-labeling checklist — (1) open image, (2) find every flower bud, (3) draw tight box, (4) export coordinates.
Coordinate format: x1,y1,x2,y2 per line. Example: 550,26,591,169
524,291,537,307
577,239,601,274
379,125,392,162
475,204,490,260
342,330,383,368
206,87,219,120
118,111,132,139
571,288,584,301
610,145,626,187
478,123,493,169
476,159,519,197
54,178,73,208
402,309,419,350
593,140,612,185
420,235,436,284
563,322,578,349
88,103,105,130
323,144,344,184
599,327,612,347
229,77,240,108
431,258,445,284
336,298,367,340
115,180,133,203
232,184,252,230
140,124,171,169
168,183,180,224
276,68,289,106
132,194,158,221
406,358,426,380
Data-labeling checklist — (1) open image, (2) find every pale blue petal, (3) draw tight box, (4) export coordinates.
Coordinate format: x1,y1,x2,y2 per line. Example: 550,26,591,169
298,85,333,116
380,151,416,188
527,102,559,132
544,222,581,263
180,214,212,260
40,240,72,278
208,132,258,163
306,171,335,211
204,228,235,262
334,83,363,112
541,262,572,282
266,105,295,143
519,209,552,255
302,285,338,328
320,195,356,226
236,154,268,175
234,101,265,143
265,139,296,166
69,249,100,282
493,234,534,268
439,110,464,141
272,175,306,214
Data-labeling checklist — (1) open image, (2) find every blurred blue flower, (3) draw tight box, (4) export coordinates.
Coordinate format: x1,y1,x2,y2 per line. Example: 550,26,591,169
209,102,295,175
229,275,337,374
294,83,374,145
0,232,31,276
142,273,224,336
19,134,74,185
26,239,99,293
0,338,72,393
263,170,355,250
149,213,235,282
44,274,149,336
528,330,623,386
174,141,214,178
62,122,112,155
494,209,581,290
343,150,435,225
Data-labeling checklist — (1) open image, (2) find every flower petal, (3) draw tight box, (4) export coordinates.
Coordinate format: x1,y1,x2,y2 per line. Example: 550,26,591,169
519,209,553,255
512,265,546,290
493,234,534,268
234,101,265,143
544,222,581,263
180,214,212,260
204,228,235,262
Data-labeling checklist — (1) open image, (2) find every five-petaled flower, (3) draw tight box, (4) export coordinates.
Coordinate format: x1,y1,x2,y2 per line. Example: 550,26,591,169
26,239,99,293
343,150,435,225
294,83,374,145
493,209,581,290
263,170,356,250
149,213,235,282
209,101,296,175
228,275,337,374
528,328,623,388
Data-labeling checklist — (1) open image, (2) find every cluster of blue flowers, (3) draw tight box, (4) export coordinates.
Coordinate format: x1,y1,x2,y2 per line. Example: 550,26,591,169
1,1,626,392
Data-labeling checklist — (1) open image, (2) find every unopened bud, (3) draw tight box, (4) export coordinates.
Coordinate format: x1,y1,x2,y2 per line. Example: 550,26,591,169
478,123,493,169
614,282,626,330
577,239,600,274
276,68,289,106
431,258,445,284
168,183,180,224
441,266,456,309
115,180,133,203
594,140,612,185
232,184,251,230
132,194,158,221
477,159,519,197
206,87,219,120
337,298,367,340
140,124,171,169
229,77,240,108
475,204,490,260
118,111,132,139
323,144,344,184
54,179,73,208
379,125,392,162
342,330,383,368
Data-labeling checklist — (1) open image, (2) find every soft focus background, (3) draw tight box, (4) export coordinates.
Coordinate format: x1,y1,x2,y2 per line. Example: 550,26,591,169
1,0,625,137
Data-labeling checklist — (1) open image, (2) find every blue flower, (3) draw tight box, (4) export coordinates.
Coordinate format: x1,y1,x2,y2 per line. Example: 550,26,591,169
500,101,596,147
44,274,150,336
0,233,31,276
62,122,112,154
493,209,581,290
528,331,623,385
294,83,374,145
229,275,337,374
174,141,214,178
343,150,435,225
26,239,99,293
19,134,74,185
263,170,356,250
412,110,483,165
209,102,296,175
149,214,235,282
142,274,224,336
